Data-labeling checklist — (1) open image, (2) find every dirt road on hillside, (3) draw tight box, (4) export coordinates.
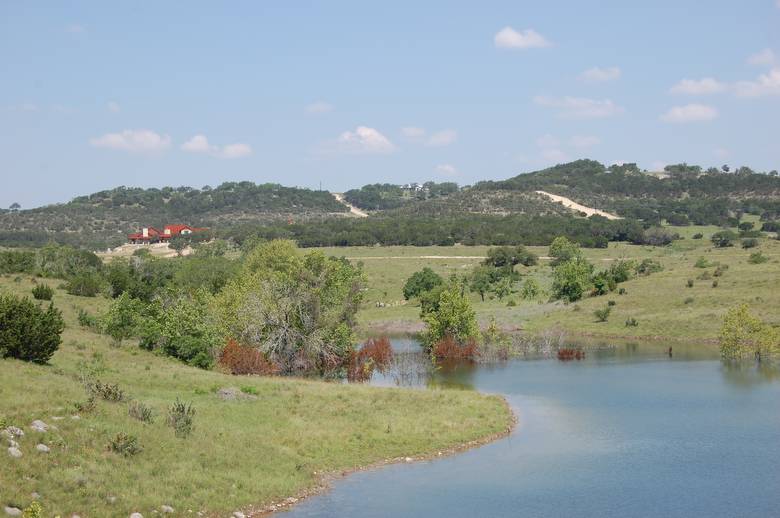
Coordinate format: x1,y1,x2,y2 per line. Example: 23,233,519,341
536,190,621,220
332,193,369,217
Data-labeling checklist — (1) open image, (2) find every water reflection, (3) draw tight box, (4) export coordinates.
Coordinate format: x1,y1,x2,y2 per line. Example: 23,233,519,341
721,361,780,388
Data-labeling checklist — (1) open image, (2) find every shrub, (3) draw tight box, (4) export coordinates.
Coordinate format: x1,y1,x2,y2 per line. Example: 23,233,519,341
635,259,663,276
74,396,96,414
741,238,759,249
102,292,144,344
697,271,712,280
692,233,703,239
167,399,196,438
711,230,737,248
31,284,53,301
21,501,44,518
712,279,719,288
594,305,612,322
128,400,154,423
607,299,617,307
713,265,729,277
218,339,279,375
240,385,259,396
694,257,714,268
432,335,478,360
521,278,540,300
77,308,100,329
684,297,695,305
421,284,479,348
107,432,142,457
64,271,103,297
641,227,674,246
625,317,639,327
347,336,394,382
618,287,627,295
738,221,754,232
87,380,126,402
402,267,444,300
551,256,594,302
0,294,64,363
748,251,768,264
686,279,694,288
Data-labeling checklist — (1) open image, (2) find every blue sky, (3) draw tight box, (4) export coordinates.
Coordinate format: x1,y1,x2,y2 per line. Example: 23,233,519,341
1,1,779,208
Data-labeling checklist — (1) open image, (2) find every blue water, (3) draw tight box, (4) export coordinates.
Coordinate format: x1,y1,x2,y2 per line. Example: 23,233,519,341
285,346,780,517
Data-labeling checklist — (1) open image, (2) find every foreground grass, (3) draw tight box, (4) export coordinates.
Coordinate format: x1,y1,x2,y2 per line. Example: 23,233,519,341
0,277,510,516
320,227,780,341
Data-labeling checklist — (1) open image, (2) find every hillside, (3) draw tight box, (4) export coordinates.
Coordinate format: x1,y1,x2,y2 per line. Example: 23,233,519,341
0,182,347,248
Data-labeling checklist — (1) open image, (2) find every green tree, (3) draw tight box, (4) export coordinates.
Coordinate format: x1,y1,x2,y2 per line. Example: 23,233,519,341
719,304,778,361
0,294,64,363
491,277,515,301
403,267,444,300
551,256,594,302
102,292,144,345
548,236,582,266
711,230,737,248
421,284,479,349
521,278,540,300
468,266,493,302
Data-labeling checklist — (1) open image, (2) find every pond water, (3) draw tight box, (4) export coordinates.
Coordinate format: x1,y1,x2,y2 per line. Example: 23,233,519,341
285,341,780,518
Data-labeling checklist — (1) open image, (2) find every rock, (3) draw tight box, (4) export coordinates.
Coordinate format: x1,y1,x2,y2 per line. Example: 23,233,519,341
36,443,50,453
30,420,49,432
70,415,81,420
4,507,22,517
160,506,174,514
404,456,413,463
51,416,64,421
72,515,82,518
8,446,22,458
31,492,41,500
232,512,246,518
216,387,257,401
8,439,19,449
3,426,24,438
130,513,144,518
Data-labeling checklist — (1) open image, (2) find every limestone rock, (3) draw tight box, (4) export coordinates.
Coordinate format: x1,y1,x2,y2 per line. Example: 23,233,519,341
130,513,144,518
232,512,246,518
8,446,22,458
36,443,50,453
4,507,22,517
30,420,49,433
160,506,174,514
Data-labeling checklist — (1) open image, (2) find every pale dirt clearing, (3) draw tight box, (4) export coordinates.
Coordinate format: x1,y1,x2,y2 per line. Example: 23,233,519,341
536,190,621,220
332,193,369,217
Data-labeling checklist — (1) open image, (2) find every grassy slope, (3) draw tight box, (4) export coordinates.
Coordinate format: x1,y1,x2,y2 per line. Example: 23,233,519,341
322,225,780,341
0,278,510,517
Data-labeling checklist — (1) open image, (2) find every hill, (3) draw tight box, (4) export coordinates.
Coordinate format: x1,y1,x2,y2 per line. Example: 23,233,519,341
0,182,348,249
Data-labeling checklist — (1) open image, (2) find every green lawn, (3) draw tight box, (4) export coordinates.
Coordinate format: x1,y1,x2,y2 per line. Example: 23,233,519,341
0,277,510,517
320,228,780,341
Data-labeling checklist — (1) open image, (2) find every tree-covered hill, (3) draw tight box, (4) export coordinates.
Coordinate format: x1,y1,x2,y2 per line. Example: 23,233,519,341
0,182,347,248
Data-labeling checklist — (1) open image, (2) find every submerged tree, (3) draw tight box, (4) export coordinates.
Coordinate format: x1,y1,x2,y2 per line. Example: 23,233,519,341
719,304,779,361
420,283,479,349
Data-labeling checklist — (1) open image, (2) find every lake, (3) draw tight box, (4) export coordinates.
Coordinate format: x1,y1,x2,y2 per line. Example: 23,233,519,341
284,340,780,517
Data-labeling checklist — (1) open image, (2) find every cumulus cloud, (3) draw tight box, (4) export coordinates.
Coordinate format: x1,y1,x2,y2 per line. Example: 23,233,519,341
494,27,550,49
89,129,171,152
669,77,726,95
335,126,395,154
401,126,426,139
305,101,334,114
734,68,780,97
747,48,776,67
435,164,458,176
570,135,601,149
181,134,252,159
660,104,718,123
533,95,623,118
426,129,457,147
536,134,568,163
579,66,621,83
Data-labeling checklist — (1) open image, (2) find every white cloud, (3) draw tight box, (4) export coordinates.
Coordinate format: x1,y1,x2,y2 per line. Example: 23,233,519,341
734,68,780,97
335,126,395,154
540,147,568,163
181,134,252,159
535,134,568,163
747,48,776,67
535,134,560,149
533,95,623,118
89,129,171,152
66,24,85,34
570,135,601,149
426,129,457,147
669,77,726,95
107,101,121,113
660,104,718,123
494,27,550,49
401,126,426,139
435,164,458,176
579,66,621,83
305,101,334,114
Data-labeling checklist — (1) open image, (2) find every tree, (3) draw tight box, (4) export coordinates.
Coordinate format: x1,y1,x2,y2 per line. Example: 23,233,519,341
468,266,493,302
738,222,754,232
491,277,515,301
711,230,737,248
719,304,778,361
551,256,594,302
168,235,189,256
549,236,582,266
421,284,479,349
403,267,444,300
641,227,674,246
9,202,20,211
0,294,64,363
102,292,144,344
521,278,540,300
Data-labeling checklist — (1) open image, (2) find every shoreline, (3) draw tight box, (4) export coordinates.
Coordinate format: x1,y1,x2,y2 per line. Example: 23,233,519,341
230,395,517,517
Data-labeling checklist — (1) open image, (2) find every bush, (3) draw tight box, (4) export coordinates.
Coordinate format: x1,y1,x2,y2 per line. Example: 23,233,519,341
402,267,444,300
31,284,53,301
711,230,737,248
641,227,674,246
218,339,279,375
712,279,719,288
607,300,617,307
748,251,769,264
686,279,694,288
107,432,142,457
431,335,478,360
713,265,729,277
87,380,126,402
697,271,712,280
0,294,64,363
347,336,394,382
77,308,100,329
635,259,663,276
625,317,639,327
684,297,695,305
618,287,627,295
167,399,196,438
741,238,759,249
692,233,703,240
594,305,612,322
65,271,103,297
128,400,154,423
694,257,714,268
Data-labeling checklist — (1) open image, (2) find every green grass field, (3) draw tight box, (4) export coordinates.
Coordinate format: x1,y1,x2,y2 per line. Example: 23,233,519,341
320,226,780,341
0,278,510,517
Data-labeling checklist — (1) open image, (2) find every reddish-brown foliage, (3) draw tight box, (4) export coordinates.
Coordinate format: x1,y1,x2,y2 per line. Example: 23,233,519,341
432,335,478,361
557,347,586,361
219,339,279,375
347,336,394,382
